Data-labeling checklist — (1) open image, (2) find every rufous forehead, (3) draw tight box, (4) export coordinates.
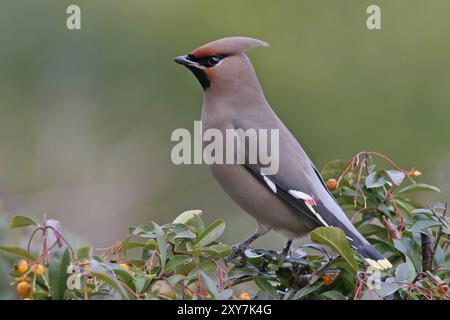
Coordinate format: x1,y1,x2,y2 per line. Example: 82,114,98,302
190,37,269,58
191,46,216,58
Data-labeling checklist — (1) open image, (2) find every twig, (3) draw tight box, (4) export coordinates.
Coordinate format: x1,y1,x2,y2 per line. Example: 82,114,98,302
430,203,448,268
421,233,433,272
426,203,449,229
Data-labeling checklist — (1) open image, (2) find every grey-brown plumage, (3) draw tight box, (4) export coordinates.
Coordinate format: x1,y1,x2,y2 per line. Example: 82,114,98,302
174,37,391,270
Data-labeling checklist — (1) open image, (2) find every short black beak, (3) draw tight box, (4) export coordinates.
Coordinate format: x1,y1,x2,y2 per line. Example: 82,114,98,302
174,55,196,67
174,54,210,89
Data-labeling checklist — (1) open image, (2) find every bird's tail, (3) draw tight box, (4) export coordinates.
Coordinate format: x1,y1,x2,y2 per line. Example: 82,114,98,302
357,243,392,270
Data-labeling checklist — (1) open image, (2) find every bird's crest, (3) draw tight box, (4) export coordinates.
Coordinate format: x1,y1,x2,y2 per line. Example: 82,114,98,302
191,37,269,57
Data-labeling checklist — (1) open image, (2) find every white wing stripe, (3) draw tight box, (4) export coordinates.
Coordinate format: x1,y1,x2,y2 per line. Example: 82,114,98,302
262,175,277,193
288,189,313,201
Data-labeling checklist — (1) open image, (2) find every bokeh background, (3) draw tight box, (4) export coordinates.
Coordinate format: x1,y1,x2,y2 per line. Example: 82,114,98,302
0,0,449,261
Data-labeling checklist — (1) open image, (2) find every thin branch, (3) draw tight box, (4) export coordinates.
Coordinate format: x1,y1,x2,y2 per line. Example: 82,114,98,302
421,233,433,272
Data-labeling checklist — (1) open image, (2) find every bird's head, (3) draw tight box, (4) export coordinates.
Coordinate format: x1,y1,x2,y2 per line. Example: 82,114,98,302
174,37,269,91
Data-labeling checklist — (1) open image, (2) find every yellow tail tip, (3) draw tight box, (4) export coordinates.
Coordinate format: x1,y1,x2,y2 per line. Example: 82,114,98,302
365,258,392,270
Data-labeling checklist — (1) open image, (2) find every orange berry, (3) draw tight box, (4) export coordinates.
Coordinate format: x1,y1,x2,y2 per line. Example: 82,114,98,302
437,284,448,295
119,263,130,270
16,281,32,298
239,292,252,300
321,274,336,286
326,179,338,191
80,260,91,270
14,259,29,275
31,263,46,276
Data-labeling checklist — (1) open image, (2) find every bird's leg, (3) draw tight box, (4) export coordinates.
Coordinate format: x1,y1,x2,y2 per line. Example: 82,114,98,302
225,224,270,264
231,224,269,253
281,239,293,260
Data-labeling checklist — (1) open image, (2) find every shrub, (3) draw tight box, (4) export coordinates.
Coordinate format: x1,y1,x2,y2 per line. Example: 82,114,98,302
0,152,448,300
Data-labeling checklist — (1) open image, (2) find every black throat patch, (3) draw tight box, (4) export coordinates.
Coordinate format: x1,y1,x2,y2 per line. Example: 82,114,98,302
186,66,210,90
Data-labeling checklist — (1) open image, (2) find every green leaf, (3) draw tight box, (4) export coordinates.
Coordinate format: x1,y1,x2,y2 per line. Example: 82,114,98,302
393,238,422,271
143,240,157,251
227,265,259,282
190,214,206,236
0,245,36,261
76,246,92,261
321,290,347,300
395,258,416,283
254,276,279,300
129,259,145,267
199,271,219,300
433,202,446,214
398,183,441,194
163,223,196,240
310,227,358,273
358,224,387,238
384,170,406,186
199,243,231,259
433,245,445,266
409,220,442,235
410,208,433,215
49,249,70,300
129,225,152,236
219,288,234,300
166,274,185,287
152,222,168,271
194,219,225,248
186,260,217,282
88,270,130,300
244,249,265,259
379,278,404,298
173,210,202,224
32,291,50,300
126,242,145,251
365,172,388,189
165,255,192,272
394,199,416,215
292,282,323,299
135,276,153,294
10,216,37,229
370,238,397,254
361,277,403,299
110,265,136,291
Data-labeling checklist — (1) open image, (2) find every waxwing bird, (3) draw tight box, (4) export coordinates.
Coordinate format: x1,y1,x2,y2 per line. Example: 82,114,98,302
174,37,392,270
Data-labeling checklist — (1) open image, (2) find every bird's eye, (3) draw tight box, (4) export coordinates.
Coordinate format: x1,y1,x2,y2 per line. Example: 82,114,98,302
207,56,221,67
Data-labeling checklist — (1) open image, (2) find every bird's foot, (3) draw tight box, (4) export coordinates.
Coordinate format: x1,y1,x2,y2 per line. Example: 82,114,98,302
224,241,252,265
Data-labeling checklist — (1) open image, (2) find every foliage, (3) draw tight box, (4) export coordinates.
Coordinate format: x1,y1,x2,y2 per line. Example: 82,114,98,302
0,152,448,300
320,151,449,300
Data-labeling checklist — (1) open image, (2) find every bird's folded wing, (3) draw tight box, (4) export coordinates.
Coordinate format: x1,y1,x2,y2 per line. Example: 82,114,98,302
232,115,364,234
244,164,328,227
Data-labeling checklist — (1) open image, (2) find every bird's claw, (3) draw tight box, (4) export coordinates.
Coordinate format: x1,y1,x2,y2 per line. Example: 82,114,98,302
224,242,252,265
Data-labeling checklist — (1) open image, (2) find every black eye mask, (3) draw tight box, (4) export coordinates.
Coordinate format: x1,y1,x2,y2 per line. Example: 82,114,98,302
188,54,229,68
183,54,229,90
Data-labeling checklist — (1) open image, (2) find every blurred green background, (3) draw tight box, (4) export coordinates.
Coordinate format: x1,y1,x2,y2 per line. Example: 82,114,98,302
0,0,449,254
